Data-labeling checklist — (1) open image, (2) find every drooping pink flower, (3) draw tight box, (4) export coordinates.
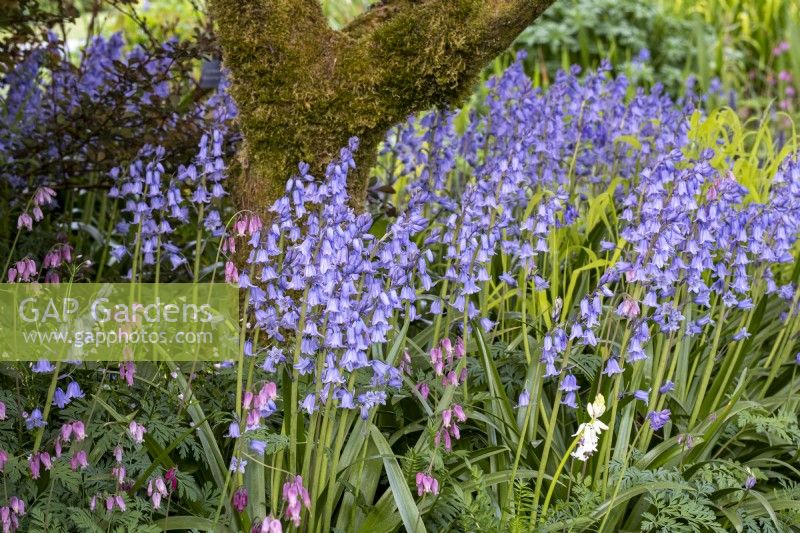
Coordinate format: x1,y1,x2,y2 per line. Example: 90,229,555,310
1,496,26,531
399,351,412,374
0,402,6,420
70,450,89,471
435,427,453,451
0,496,24,533
415,472,439,497
104,494,126,512
24,258,36,278
33,187,56,206
232,487,248,512
29,455,41,479
112,465,126,484
155,476,167,496
43,251,61,269
416,382,430,400
147,480,159,508
260,382,278,402
119,362,136,386
282,475,311,527
616,296,640,319
0,450,8,472
9,497,24,516
0,507,11,531
454,337,465,358
71,421,86,441
242,391,254,410
128,421,147,444
247,215,263,235
17,213,32,231
234,217,248,236
430,346,444,375
60,244,73,263
441,409,452,428
225,260,239,283
164,467,178,491
246,408,261,431
253,516,283,533
12,258,36,282
39,452,52,470
441,338,453,363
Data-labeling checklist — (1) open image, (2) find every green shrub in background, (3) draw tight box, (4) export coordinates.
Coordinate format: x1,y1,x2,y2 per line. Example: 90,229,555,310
510,0,709,94
661,0,800,118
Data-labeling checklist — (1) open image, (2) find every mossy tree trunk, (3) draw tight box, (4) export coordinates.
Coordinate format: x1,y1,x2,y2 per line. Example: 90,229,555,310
208,0,556,214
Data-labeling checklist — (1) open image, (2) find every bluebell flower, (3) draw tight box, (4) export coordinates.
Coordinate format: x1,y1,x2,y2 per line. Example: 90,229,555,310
517,389,530,408
357,391,387,420
562,391,578,409
53,388,70,409
533,275,549,290
66,381,84,400
633,390,650,404
31,360,55,373
229,457,247,473
658,381,675,394
499,272,517,286
250,440,267,455
732,328,750,341
259,400,278,419
336,389,356,409
300,393,317,415
559,374,580,392
25,408,46,430
294,358,315,376
647,409,671,431
261,347,286,373
603,358,623,376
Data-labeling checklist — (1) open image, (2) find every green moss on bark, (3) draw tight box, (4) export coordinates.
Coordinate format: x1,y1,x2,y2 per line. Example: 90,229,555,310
209,0,555,215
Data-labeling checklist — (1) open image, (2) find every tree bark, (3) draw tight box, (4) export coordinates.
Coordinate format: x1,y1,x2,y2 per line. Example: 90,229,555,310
208,0,556,215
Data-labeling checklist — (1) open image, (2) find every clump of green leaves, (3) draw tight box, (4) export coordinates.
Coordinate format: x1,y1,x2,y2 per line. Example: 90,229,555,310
509,0,708,93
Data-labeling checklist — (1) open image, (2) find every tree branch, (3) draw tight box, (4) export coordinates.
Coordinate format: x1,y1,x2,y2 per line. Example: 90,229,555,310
333,0,555,201
208,0,340,211
209,0,555,214
342,0,553,108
